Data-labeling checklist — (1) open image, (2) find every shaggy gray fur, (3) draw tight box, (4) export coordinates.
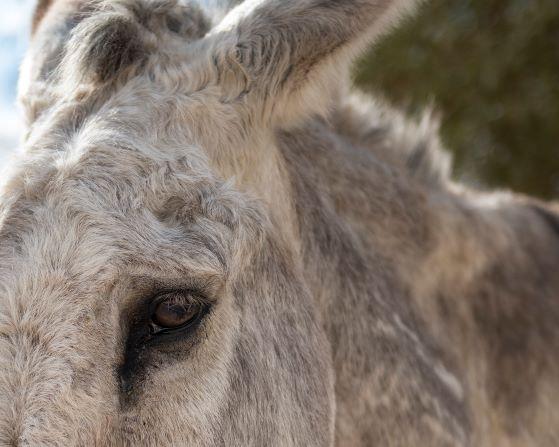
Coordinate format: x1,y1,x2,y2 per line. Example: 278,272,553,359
1,0,558,446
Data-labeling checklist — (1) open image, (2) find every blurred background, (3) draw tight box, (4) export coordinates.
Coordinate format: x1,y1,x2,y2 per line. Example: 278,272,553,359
0,0,558,198
356,0,559,199
0,0,34,167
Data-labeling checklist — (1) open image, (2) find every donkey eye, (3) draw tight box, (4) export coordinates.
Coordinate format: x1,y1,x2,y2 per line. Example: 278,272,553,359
151,292,205,332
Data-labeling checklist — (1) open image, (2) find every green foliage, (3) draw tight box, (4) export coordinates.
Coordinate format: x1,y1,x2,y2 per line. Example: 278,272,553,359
355,0,559,198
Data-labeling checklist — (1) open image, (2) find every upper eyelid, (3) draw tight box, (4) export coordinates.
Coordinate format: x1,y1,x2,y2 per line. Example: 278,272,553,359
148,289,210,313
114,271,225,316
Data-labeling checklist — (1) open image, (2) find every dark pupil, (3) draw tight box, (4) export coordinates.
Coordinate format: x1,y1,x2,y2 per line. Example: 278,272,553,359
153,299,198,328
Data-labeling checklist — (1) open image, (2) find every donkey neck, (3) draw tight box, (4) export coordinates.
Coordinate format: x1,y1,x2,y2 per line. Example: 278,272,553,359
273,114,470,441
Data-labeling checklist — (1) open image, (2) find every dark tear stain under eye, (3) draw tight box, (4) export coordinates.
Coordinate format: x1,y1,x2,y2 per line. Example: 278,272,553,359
119,322,151,401
118,303,211,407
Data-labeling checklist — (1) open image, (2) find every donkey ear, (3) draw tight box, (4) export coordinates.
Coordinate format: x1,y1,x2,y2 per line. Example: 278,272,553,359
24,0,92,81
20,0,92,124
32,0,55,34
211,0,418,122
31,0,87,36
65,13,145,84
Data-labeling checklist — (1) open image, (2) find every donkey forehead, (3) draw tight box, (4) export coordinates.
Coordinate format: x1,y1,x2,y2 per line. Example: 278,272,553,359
2,0,249,297
0,140,246,303
1,0,262,308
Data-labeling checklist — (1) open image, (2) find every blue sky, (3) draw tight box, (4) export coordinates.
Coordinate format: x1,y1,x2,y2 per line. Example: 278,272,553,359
0,0,34,166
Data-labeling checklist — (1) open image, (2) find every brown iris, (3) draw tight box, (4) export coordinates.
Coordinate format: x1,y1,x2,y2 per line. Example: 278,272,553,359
152,293,202,329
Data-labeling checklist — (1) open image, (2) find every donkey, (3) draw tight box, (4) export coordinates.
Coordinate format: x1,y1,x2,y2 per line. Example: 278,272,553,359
1,0,558,445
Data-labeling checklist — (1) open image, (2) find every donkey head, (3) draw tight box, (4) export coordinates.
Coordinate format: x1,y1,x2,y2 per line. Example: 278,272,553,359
0,0,417,445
